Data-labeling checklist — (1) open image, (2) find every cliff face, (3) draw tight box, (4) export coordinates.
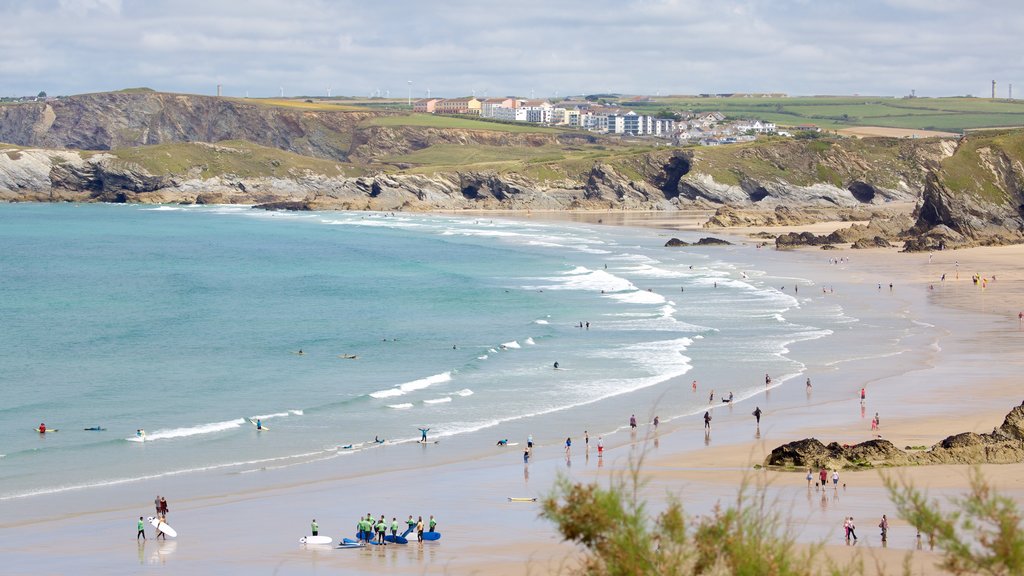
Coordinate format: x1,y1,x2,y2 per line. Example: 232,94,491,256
0,92,376,161
2,92,1024,247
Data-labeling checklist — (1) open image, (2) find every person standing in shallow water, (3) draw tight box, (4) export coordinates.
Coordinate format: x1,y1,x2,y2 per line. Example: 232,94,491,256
629,414,637,429
703,411,711,429
753,406,762,425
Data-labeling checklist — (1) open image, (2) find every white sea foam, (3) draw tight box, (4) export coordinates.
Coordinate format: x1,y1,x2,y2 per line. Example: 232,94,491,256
501,341,520,349
523,267,635,294
125,418,245,442
387,403,414,409
477,355,488,360
369,371,453,398
603,290,667,305
524,337,536,345
456,389,474,397
488,348,497,353
252,409,303,420
424,397,452,404
533,319,549,325
619,263,689,279
142,206,183,211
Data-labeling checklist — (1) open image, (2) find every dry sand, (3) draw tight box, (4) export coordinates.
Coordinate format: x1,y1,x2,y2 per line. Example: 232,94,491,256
837,127,960,139
2,213,1022,575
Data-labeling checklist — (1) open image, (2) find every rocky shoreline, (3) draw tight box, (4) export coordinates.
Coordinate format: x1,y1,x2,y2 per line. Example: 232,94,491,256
765,404,1024,470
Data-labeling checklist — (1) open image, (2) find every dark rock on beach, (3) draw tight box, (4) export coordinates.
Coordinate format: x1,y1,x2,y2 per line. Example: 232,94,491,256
765,405,1024,470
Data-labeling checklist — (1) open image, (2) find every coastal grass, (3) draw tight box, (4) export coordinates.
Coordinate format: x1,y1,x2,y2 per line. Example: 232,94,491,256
109,140,357,178
628,96,1024,132
230,98,367,112
938,130,1024,204
367,113,563,133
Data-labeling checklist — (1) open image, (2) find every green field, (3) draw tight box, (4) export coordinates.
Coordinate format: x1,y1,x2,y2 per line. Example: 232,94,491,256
367,113,563,133
110,140,358,178
626,96,1024,132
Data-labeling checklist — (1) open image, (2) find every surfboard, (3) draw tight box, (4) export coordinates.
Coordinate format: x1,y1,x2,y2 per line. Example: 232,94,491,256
507,497,537,502
340,538,365,548
83,427,106,431
148,516,177,538
34,428,58,433
299,535,333,545
247,418,269,431
422,531,441,541
383,534,408,544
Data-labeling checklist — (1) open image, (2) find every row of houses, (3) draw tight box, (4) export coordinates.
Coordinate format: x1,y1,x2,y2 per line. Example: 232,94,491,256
413,96,675,136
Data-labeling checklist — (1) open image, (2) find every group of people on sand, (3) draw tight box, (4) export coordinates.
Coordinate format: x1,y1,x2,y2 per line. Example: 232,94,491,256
136,495,170,540
354,513,436,544
521,430,605,464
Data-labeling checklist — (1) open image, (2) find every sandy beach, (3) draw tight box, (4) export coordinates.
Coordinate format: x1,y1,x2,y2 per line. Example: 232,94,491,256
2,211,1022,575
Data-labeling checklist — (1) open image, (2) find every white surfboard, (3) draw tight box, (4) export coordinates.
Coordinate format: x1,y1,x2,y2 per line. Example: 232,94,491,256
148,516,178,538
300,535,333,545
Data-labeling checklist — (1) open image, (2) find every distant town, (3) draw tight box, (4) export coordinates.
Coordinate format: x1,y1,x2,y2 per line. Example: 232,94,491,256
412,95,823,145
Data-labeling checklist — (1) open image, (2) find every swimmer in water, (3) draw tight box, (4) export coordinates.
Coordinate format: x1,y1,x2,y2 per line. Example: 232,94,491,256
553,361,559,369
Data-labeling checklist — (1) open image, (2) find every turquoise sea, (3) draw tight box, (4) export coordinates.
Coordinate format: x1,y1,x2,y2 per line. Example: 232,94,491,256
0,203,910,501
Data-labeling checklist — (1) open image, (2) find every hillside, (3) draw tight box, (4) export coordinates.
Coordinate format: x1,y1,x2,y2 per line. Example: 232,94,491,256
1,91,1022,247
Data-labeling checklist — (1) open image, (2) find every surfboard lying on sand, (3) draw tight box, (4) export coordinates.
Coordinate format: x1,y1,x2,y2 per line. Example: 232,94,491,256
507,497,537,502
383,534,408,544
422,531,441,541
299,535,333,545
246,418,269,431
148,516,178,538
340,538,366,548
35,428,58,433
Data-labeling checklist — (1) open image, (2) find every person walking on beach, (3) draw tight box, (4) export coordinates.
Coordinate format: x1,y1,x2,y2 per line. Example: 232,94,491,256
629,414,637,429
860,388,866,402
584,430,589,449
703,411,712,430
709,390,715,403
806,468,813,488
137,516,146,541
154,495,161,516
874,412,880,427
843,517,851,542
416,516,424,543
429,515,437,532
597,436,604,456
653,415,659,429
819,467,828,488
418,427,430,443
879,514,889,542
753,406,762,425
159,496,168,517
311,519,318,536
848,517,858,541
832,470,840,488
806,377,812,389
564,436,572,455
523,447,530,463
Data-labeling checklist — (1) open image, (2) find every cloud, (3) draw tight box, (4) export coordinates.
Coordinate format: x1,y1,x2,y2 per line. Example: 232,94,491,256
1,0,1021,98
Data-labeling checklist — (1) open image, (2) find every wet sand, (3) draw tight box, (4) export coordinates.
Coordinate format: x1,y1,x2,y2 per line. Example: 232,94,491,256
2,213,1022,575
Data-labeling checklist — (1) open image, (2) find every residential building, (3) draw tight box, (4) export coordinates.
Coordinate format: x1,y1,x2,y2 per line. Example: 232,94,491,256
481,98,517,118
435,97,482,115
412,98,440,113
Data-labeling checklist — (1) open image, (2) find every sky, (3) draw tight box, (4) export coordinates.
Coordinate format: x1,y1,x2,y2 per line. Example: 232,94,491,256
1,0,1021,99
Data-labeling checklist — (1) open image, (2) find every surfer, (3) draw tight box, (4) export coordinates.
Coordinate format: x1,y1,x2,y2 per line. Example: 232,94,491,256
416,516,424,542
553,361,559,369
137,516,146,540
137,429,146,440
429,515,437,532
255,419,262,430
390,517,399,538
375,435,384,443
406,515,416,536
376,515,387,544
418,427,430,443
38,422,46,433
297,349,304,355
497,439,508,446
311,519,319,536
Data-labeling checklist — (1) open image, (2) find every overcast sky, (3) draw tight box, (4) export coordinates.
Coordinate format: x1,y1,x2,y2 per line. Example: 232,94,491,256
1,0,1021,99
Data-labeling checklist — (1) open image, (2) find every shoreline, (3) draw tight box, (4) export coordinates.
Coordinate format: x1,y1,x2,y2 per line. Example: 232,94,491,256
2,210,1023,574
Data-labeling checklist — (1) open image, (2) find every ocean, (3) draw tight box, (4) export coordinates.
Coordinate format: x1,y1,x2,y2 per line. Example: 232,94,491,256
0,203,913,502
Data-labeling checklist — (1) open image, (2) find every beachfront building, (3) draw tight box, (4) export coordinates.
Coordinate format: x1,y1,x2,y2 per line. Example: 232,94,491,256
492,106,530,122
481,98,517,118
735,119,777,134
412,98,440,113
435,97,482,115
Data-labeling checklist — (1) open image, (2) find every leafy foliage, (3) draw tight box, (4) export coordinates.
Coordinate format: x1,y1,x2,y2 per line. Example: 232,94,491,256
885,468,1024,576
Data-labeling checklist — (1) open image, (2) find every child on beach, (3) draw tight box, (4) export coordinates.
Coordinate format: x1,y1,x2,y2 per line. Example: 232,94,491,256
137,517,146,540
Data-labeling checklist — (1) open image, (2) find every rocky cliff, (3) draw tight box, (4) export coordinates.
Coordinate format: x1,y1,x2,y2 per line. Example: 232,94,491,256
2,91,1024,245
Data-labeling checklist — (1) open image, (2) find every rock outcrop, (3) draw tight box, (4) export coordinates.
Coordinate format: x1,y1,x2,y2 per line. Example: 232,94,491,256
765,405,1024,470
